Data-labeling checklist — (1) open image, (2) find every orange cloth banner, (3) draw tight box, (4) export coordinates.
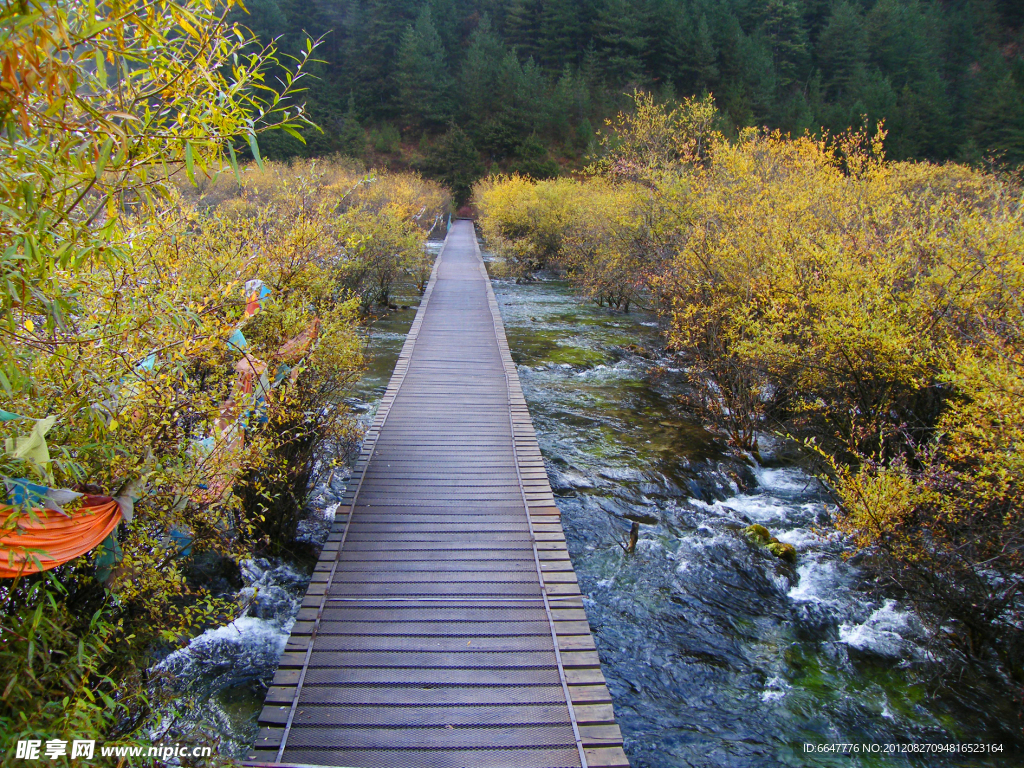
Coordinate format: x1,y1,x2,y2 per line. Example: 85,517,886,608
0,497,122,578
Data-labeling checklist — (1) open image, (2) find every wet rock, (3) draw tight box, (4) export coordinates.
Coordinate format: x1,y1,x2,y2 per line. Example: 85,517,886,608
329,469,351,493
624,511,660,525
599,467,645,482
549,468,595,493
186,551,243,597
620,343,656,360
767,541,797,563
597,495,644,519
638,472,685,499
744,524,798,563
840,600,929,660
743,524,773,547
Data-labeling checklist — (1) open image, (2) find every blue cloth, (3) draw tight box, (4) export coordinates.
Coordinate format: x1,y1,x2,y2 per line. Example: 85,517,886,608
226,328,248,351
94,531,123,583
169,527,193,557
6,478,48,507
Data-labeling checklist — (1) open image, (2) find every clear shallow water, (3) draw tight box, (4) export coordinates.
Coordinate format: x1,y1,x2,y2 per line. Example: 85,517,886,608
150,557,309,755
490,272,1022,768
155,236,1021,764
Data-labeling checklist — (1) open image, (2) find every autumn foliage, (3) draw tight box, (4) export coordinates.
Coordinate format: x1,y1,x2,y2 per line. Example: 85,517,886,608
476,93,1024,683
0,0,447,754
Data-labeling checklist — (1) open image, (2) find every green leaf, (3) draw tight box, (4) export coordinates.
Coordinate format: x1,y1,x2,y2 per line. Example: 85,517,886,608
281,125,305,143
94,49,107,88
248,133,264,170
21,181,35,213
184,141,196,186
54,241,72,269
95,138,113,178
228,143,241,183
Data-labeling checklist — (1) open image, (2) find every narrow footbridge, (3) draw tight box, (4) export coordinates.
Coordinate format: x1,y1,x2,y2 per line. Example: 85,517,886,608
247,221,628,768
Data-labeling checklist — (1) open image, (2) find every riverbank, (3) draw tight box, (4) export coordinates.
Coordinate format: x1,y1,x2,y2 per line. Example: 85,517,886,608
146,243,442,756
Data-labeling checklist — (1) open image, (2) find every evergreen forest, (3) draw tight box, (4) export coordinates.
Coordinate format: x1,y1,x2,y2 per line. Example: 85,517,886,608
247,0,1024,197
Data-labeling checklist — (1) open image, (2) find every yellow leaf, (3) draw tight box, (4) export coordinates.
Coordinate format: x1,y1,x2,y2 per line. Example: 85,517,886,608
24,318,34,333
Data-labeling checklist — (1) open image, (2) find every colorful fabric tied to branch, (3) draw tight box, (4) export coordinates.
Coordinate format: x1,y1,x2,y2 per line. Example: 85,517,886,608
244,279,272,318
0,284,317,577
0,496,123,578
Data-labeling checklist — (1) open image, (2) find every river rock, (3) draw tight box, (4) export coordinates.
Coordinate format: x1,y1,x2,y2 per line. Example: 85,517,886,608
743,524,798,563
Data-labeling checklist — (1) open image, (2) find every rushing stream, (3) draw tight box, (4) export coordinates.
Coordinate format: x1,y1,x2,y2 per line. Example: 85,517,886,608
159,235,1021,766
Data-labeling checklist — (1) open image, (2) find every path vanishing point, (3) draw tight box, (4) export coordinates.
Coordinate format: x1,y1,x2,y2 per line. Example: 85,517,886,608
246,220,629,768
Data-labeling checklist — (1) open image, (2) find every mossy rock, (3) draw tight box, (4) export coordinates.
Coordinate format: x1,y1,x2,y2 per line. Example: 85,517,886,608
767,541,797,563
743,524,797,563
743,524,772,547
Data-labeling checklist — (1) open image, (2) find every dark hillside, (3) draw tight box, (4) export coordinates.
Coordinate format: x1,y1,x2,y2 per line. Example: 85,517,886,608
245,0,1024,195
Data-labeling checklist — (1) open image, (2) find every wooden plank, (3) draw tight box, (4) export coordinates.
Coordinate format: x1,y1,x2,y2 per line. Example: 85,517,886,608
573,703,618,724
279,725,578,750
569,685,613,704
585,747,632,767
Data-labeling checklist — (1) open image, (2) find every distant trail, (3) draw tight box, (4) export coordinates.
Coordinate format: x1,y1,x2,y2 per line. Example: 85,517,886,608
247,220,628,768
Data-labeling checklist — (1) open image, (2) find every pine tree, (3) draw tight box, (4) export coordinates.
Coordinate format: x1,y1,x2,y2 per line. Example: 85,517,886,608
396,5,456,128
815,1,867,101
429,0,461,63
504,0,543,61
539,0,585,72
693,12,719,92
865,0,933,87
888,73,953,160
972,62,1024,168
234,0,288,45
739,28,778,125
460,15,508,120
547,65,576,141
759,0,810,90
419,126,484,204
338,93,367,157
594,0,652,86
355,0,422,117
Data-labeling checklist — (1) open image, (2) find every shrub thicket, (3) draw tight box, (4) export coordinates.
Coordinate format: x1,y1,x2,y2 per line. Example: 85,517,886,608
0,0,447,756
476,93,1024,686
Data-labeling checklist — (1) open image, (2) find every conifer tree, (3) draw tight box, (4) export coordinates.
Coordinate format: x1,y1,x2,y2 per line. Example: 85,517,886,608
759,0,810,90
396,5,456,128
460,14,508,120
504,0,543,61
355,0,422,116
420,125,484,203
594,0,652,86
815,1,867,100
539,0,585,71
339,93,367,157
693,12,720,92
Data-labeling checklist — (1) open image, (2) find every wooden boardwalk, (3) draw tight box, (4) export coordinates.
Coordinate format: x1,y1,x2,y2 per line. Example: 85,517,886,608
247,221,628,768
